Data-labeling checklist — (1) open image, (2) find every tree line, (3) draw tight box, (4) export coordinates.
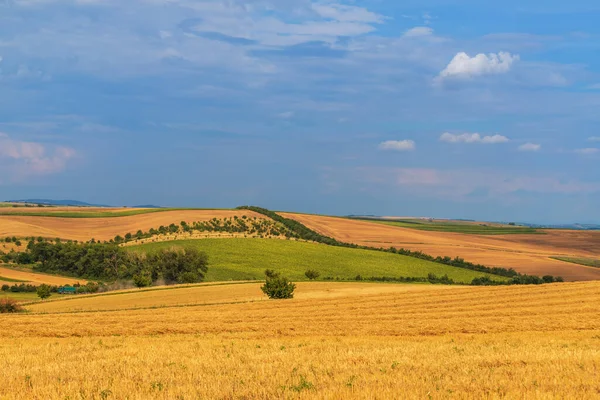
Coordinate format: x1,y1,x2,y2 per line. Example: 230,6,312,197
9,241,208,286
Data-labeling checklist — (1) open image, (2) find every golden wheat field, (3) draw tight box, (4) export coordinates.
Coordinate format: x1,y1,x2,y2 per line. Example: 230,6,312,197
0,209,264,242
1,281,599,399
281,213,600,281
0,266,85,286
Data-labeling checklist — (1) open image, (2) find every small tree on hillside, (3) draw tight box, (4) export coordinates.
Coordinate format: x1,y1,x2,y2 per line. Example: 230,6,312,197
304,269,320,280
133,270,153,288
261,270,296,299
37,284,52,300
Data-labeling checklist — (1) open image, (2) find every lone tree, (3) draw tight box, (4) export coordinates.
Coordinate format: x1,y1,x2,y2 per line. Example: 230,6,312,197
261,270,296,299
36,284,52,300
304,269,320,280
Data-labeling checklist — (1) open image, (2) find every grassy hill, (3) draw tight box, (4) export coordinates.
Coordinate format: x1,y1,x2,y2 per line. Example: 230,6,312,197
130,238,506,283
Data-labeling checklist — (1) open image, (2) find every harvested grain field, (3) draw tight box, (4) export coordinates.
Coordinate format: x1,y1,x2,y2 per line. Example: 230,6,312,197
0,209,265,242
1,281,599,399
0,266,86,286
26,281,458,313
281,213,600,281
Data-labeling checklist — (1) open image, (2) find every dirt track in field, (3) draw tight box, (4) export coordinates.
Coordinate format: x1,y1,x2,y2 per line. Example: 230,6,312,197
0,210,264,242
281,213,600,281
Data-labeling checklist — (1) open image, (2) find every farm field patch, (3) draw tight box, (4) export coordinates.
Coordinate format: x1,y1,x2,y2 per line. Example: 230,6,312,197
282,213,600,281
0,209,264,241
26,281,457,313
130,238,503,283
355,217,540,234
1,281,599,398
0,266,85,286
553,256,600,269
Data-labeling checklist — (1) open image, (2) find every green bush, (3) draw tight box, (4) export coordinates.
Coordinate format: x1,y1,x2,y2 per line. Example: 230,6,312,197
37,284,52,299
304,269,320,280
261,270,296,299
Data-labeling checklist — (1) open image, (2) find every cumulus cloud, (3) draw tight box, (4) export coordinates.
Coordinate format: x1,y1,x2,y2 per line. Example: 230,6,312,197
378,140,416,151
438,52,519,80
440,132,509,144
575,148,599,155
0,133,76,178
518,143,541,152
403,27,433,37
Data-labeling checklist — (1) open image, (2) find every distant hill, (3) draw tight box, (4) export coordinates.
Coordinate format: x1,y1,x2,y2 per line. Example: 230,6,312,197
8,199,163,209
8,199,111,207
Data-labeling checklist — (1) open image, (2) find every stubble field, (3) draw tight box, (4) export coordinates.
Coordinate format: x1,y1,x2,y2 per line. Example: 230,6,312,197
0,209,264,242
1,281,599,399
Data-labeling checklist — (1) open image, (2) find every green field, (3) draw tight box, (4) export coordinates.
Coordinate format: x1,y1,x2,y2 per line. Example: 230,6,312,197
0,275,27,283
552,256,600,269
130,238,507,284
0,208,231,218
0,292,68,302
354,218,540,235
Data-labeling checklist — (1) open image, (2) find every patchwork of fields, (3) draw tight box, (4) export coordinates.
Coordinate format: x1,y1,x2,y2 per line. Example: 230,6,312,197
0,281,598,398
282,213,600,281
0,209,264,241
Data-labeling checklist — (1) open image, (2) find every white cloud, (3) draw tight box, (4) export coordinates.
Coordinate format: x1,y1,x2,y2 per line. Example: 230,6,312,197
379,140,416,151
439,52,519,80
575,148,599,155
311,4,383,23
0,133,76,177
440,132,509,144
277,111,294,118
403,27,433,38
588,136,600,142
518,143,541,152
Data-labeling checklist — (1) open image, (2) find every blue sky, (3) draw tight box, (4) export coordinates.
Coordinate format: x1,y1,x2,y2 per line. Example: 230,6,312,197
1,0,599,223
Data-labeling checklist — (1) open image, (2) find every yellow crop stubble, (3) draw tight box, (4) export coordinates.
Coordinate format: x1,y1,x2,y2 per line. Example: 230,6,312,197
0,282,599,399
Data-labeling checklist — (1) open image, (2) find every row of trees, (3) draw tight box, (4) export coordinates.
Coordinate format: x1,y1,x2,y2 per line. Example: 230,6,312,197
12,241,209,285
1,282,102,294
239,206,564,284
110,216,294,245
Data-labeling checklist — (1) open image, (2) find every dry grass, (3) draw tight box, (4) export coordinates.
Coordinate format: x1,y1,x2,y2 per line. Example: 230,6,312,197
281,213,600,281
0,281,598,398
0,209,264,242
26,282,455,313
0,266,85,285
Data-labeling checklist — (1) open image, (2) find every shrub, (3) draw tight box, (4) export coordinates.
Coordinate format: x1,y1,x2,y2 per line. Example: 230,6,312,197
304,269,320,280
1,285,9,292
133,271,153,288
261,270,296,299
0,298,23,313
37,284,52,299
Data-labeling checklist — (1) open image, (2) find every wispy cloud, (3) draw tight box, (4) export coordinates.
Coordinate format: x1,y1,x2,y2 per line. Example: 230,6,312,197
440,132,509,144
589,136,600,142
0,133,76,179
354,167,600,199
403,27,433,38
575,148,599,155
438,52,519,80
378,140,416,151
518,143,541,152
